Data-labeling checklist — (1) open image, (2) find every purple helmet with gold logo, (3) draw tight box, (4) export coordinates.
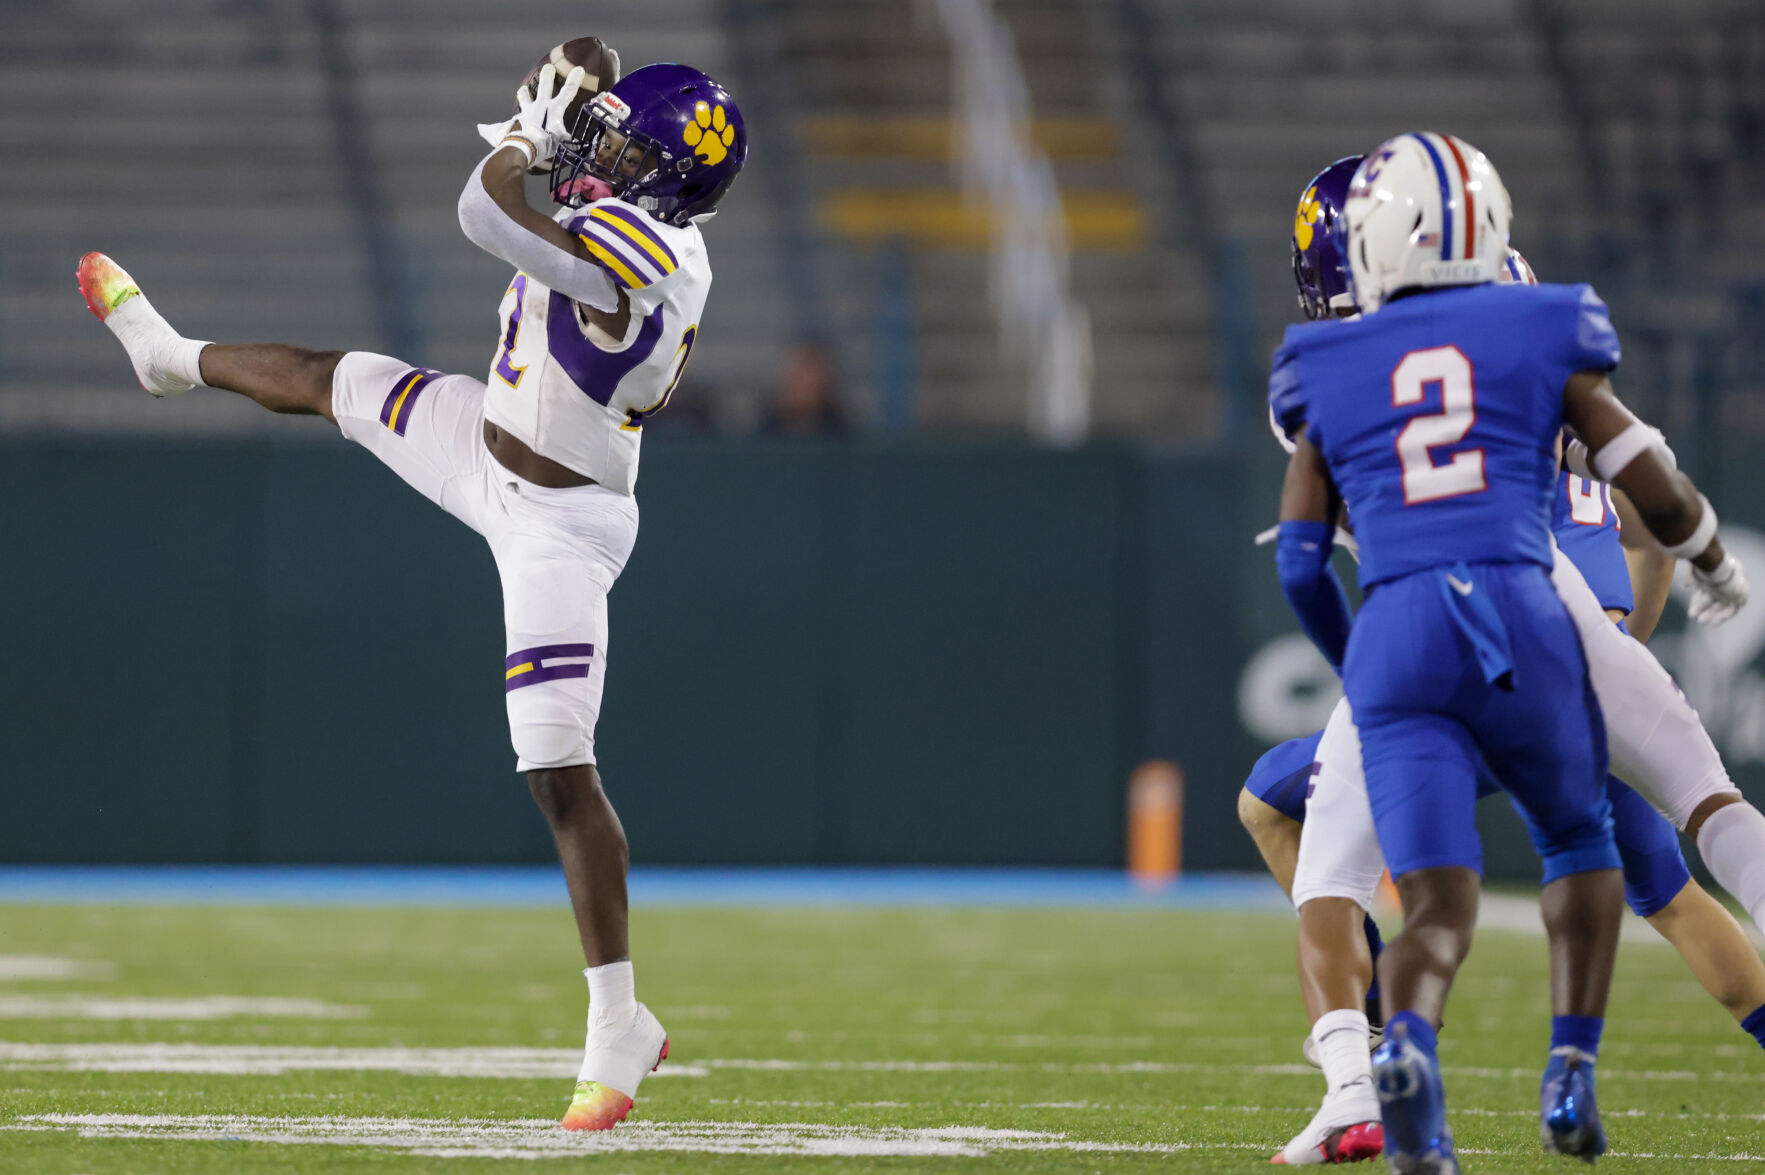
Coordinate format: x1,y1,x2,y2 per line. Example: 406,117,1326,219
1291,156,1363,320
551,63,748,226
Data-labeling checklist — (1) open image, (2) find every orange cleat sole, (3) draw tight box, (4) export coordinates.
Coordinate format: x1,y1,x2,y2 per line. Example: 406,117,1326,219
558,1036,670,1132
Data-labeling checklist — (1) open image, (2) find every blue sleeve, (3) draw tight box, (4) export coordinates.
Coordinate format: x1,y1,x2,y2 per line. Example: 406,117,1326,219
1566,284,1621,373
1268,341,1310,446
1275,521,1352,672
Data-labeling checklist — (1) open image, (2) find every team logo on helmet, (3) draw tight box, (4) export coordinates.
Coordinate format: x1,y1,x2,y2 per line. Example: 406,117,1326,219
683,101,735,166
1294,186,1323,252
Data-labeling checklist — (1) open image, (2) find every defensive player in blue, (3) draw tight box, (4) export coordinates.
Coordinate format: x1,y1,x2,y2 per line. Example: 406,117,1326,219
1248,157,1765,1167
1271,133,1748,1171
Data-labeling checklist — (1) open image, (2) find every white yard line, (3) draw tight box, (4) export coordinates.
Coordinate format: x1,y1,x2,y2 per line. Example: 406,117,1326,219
3,1114,1204,1159
0,996,366,1020
0,1043,703,1079
0,956,115,981
5,1114,1763,1163
0,1043,1749,1084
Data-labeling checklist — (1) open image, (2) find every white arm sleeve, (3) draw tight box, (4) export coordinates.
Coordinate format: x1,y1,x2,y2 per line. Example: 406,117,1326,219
457,154,621,313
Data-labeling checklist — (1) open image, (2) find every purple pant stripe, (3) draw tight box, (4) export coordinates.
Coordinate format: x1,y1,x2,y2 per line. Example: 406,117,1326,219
505,642,596,671
380,369,441,437
505,662,593,692
378,370,420,427
392,371,439,436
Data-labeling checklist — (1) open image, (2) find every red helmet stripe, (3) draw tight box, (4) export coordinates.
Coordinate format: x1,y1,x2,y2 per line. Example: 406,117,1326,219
1440,135,1476,261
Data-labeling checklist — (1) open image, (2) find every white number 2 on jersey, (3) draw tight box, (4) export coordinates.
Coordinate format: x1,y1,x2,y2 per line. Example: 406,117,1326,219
1391,345,1487,505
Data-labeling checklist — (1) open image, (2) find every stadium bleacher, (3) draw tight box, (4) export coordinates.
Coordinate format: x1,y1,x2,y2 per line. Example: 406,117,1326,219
0,0,1759,439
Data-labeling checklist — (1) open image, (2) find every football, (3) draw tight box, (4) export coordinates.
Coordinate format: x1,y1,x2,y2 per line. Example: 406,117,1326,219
518,37,622,173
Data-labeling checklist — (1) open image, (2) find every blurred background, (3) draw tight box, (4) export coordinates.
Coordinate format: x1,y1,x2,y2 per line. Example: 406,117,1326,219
2,0,1762,878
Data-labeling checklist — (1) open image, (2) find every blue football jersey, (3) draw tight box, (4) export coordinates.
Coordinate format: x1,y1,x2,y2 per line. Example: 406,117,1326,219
1552,471,1634,615
1270,283,1620,588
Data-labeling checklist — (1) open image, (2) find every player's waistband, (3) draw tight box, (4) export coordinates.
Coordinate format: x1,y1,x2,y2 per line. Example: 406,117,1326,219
1363,556,1549,595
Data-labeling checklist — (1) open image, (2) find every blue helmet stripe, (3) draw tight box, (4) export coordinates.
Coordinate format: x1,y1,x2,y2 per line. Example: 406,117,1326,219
1408,132,1454,261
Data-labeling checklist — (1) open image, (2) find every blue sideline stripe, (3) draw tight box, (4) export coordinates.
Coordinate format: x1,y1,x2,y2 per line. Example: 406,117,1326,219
0,866,1291,911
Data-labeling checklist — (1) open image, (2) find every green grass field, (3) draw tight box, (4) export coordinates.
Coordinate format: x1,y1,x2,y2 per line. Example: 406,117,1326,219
0,900,1761,1172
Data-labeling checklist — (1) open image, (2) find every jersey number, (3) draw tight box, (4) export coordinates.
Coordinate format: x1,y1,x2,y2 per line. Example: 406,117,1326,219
621,324,698,431
1391,346,1486,505
1566,474,1613,526
493,275,529,389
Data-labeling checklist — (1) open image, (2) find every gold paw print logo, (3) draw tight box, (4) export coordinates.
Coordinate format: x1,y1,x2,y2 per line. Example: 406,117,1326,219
682,101,734,166
1294,186,1323,250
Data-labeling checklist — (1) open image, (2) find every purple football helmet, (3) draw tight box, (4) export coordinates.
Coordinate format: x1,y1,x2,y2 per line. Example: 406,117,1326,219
1291,156,1363,320
550,63,748,226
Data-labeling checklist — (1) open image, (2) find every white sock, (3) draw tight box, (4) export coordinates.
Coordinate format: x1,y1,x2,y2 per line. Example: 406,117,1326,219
584,960,636,1029
162,333,210,388
1313,1008,1374,1099
108,295,210,392
1697,801,1765,935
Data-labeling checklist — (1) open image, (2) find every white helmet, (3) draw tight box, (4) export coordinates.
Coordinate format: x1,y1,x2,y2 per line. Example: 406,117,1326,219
1341,132,1512,312
1498,246,1538,285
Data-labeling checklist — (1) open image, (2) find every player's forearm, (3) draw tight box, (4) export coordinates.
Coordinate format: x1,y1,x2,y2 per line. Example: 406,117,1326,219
1613,459,1726,573
1276,522,1353,671
457,153,621,312
1563,372,1725,572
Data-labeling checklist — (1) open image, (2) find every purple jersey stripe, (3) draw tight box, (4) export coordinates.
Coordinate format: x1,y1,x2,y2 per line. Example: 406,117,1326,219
505,662,593,692
505,642,596,671
1408,132,1455,261
592,204,679,269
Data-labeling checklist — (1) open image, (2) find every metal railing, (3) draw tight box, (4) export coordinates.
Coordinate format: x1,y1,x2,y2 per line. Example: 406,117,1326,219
930,0,1092,444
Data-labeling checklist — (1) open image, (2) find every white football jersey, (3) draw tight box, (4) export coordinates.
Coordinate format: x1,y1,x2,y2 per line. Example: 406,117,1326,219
482,197,711,494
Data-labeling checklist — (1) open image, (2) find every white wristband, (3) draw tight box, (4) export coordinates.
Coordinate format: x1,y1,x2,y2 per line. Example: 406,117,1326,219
1663,494,1719,560
1592,421,1659,481
498,135,538,169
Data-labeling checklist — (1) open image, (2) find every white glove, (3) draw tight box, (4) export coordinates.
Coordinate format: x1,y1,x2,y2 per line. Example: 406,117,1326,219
476,115,517,150
1686,553,1749,627
488,63,585,170
1253,523,1360,562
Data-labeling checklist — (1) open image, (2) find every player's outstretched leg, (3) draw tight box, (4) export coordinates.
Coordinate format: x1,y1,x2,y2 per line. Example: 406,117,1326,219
529,765,668,1130
79,252,341,418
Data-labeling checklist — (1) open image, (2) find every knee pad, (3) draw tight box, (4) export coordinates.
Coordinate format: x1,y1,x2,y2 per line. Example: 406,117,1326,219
513,721,591,772
508,684,593,772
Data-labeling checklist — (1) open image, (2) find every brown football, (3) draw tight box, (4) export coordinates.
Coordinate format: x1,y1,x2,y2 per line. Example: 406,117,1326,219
518,37,622,173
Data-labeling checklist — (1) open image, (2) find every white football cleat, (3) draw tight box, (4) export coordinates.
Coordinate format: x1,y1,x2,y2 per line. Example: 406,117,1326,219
1272,1087,1385,1165
560,1001,668,1131
77,252,202,397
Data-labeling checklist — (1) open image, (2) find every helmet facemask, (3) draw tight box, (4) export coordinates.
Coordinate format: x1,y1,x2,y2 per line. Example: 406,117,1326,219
551,93,668,209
